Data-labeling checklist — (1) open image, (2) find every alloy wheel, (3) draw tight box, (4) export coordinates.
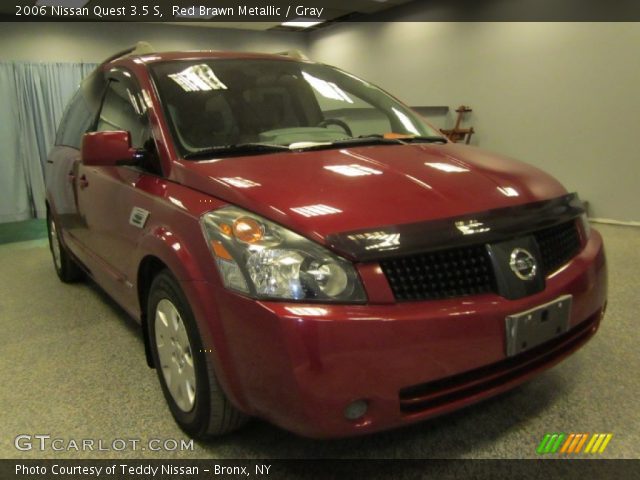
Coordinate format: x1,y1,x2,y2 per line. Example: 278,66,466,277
155,298,197,412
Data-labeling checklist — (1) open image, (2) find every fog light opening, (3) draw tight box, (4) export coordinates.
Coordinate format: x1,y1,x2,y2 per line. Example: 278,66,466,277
344,399,368,421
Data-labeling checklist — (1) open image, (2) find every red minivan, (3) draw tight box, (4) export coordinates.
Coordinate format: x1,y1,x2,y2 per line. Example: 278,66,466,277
45,46,607,439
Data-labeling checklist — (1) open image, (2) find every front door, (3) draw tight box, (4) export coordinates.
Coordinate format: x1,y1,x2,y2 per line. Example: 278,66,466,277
76,69,161,302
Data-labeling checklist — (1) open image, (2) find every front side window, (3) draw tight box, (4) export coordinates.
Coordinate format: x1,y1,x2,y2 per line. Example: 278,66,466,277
150,59,442,157
96,78,150,149
94,72,161,175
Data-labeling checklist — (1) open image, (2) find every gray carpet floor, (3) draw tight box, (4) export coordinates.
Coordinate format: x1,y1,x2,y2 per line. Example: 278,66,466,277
0,224,638,459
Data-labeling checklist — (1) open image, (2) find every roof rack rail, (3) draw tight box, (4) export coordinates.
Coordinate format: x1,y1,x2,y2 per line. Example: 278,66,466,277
274,49,309,61
101,41,156,65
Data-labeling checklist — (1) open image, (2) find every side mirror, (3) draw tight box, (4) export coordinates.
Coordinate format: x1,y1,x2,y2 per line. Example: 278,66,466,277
81,131,138,167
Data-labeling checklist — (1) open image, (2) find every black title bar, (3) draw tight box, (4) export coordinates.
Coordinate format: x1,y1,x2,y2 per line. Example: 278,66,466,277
4,0,640,23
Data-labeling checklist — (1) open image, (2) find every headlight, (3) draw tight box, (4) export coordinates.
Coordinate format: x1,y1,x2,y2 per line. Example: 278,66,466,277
201,206,366,303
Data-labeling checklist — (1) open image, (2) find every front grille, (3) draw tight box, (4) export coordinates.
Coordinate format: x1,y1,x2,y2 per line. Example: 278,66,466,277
380,245,495,301
380,219,581,302
534,221,581,276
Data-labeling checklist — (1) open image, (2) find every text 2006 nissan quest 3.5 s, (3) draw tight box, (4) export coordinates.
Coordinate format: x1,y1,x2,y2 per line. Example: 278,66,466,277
46,45,607,439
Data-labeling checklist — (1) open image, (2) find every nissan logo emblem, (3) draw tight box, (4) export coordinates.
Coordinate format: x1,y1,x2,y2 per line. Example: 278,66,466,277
509,248,537,280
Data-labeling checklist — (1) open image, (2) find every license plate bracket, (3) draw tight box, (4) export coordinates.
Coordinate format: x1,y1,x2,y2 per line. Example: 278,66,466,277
505,295,572,357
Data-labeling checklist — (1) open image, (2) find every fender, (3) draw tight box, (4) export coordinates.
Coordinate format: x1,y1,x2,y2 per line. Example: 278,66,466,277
136,224,207,283
132,223,251,411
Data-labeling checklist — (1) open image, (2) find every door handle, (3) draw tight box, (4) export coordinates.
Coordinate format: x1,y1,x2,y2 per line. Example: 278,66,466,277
79,175,89,189
68,171,75,182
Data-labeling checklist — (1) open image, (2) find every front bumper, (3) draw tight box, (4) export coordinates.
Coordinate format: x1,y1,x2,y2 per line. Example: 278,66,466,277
191,229,607,438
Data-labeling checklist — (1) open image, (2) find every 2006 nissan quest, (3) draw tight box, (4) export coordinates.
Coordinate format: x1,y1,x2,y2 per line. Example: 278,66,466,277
46,44,607,439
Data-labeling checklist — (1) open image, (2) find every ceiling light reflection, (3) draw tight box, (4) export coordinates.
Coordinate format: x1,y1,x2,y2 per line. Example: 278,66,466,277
133,56,161,64
391,107,420,135
302,71,353,103
347,231,401,251
324,164,382,177
168,196,186,210
168,64,227,92
291,204,342,217
498,186,519,197
404,174,432,190
285,307,328,316
218,177,261,188
455,220,490,235
425,162,469,173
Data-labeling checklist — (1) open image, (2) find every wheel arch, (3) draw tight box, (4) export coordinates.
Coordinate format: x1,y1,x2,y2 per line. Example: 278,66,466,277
134,225,210,368
137,255,168,368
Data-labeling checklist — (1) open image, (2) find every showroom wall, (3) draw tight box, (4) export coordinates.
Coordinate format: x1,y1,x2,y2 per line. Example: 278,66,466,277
1,20,638,222
309,22,640,222
0,22,307,62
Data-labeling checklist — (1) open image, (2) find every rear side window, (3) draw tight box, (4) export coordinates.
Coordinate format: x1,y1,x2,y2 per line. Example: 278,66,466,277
56,89,94,149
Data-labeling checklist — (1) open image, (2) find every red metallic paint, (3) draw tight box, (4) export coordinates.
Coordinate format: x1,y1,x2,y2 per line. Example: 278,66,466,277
81,131,135,167
171,144,568,249
182,230,605,437
45,51,608,438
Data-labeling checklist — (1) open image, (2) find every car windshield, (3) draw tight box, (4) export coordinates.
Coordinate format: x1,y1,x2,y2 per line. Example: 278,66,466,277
150,58,443,158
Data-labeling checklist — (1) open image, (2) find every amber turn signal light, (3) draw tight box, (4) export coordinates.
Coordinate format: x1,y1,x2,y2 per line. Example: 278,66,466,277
211,240,233,260
219,223,233,236
233,217,264,243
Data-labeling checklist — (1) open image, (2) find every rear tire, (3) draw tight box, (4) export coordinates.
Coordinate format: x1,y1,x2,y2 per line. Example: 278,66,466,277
147,270,248,438
47,211,83,283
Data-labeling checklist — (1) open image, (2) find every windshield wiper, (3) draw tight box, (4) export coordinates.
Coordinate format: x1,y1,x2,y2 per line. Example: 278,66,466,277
290,135,405,151
400,135,448,144
292,134,449,151
341,134,407,145
183,143,290,159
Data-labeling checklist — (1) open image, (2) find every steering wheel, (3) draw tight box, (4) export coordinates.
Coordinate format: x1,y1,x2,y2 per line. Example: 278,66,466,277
317,119,353,137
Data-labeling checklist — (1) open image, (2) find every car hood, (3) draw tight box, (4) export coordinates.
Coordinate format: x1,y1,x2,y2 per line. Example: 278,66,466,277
172,143,567,245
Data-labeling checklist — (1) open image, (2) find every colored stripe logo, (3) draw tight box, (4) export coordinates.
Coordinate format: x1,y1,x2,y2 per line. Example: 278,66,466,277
537,433,613,455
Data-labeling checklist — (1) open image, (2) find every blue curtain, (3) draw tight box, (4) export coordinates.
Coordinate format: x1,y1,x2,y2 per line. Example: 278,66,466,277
0,62,98,223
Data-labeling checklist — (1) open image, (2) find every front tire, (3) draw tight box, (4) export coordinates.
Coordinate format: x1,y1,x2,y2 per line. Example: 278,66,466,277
147,270,247,438
47,211,83,283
